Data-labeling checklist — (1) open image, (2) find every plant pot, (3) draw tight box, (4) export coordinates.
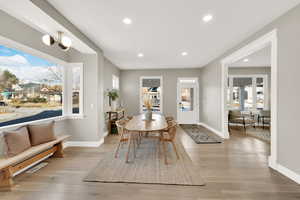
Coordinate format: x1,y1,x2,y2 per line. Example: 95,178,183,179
111,100,118,111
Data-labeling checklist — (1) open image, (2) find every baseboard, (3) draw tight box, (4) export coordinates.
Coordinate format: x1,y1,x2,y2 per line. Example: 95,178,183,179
64,138,104,148
269,157,300,184
103,131,109,138
198,122,224,139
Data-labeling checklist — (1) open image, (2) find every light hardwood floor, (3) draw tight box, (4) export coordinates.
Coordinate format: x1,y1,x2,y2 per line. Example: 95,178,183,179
1,128,300,200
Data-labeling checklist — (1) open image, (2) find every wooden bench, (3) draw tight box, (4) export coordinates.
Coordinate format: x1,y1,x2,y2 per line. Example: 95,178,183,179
0,135,69,188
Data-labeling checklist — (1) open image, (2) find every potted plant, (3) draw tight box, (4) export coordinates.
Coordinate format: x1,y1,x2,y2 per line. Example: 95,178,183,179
107,89,119,111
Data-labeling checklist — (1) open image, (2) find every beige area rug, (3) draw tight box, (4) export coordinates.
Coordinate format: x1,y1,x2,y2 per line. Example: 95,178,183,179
84,138,205,186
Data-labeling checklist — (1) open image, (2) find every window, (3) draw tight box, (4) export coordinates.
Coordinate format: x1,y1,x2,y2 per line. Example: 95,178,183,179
227,75,268,111
112,75,119,90
68,63,83,116
140,76,163,113
0,45,63,127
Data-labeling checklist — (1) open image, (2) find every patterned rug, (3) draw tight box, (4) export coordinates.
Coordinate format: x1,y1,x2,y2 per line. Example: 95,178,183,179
84,138,205,186
181,124,222,144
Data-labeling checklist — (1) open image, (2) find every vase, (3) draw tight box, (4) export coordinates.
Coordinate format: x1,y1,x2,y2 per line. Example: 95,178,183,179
145,109,153,121
111,100,118,111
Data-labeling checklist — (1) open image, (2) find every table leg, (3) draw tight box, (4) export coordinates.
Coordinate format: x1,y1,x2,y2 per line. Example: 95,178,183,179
126,133,132,163
133,134,136,158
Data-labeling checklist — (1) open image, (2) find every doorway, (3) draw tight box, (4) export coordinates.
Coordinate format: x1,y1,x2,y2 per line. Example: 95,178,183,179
221,29,277,169
177,78,199,124
140,76,163,113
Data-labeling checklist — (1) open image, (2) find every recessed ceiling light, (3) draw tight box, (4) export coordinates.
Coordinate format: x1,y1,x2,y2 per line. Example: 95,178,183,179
137,53,144,58
181,52,188,56
202,14,213,23
243,58,249,62
123,17,132,25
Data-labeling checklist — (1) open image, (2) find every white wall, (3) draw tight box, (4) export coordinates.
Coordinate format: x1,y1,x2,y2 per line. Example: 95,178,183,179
120,69,201,119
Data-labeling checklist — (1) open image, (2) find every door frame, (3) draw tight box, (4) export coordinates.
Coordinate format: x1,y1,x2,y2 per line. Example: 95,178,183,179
177,77,199,124
139,76,163,114
221,29,278,169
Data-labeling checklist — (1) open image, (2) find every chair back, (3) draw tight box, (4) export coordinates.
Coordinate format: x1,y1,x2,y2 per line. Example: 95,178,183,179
228,110,242,120
126,116,133,121
116,119,127,134
260,110,270,117
165,116,174,122
167,120,178,140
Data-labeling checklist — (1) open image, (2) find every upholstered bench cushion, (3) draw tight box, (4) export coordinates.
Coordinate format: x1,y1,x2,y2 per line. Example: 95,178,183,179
28,122,56,146
4,127,31,157
0,135,69,170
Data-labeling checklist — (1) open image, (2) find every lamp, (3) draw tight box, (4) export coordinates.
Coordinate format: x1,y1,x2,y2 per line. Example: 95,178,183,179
42,34,55,46
42,31,72,51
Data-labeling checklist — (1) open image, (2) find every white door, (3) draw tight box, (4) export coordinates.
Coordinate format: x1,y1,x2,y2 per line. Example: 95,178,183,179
177,78,199,124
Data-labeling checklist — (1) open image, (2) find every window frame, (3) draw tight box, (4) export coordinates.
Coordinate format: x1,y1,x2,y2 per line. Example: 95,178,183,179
112,74,119,90
227,74,269,111
0,36,84,130
67,63,84,118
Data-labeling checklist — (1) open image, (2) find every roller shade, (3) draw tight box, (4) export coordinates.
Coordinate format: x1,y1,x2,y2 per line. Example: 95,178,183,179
233,77,252,87
142,78,160,87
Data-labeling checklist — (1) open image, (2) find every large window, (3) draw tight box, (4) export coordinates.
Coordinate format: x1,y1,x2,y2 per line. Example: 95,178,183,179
140,76,162,113
0,45,63,127
227,75,268,111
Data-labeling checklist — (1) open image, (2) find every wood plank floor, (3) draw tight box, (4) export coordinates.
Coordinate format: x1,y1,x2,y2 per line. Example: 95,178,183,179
1,128,300,200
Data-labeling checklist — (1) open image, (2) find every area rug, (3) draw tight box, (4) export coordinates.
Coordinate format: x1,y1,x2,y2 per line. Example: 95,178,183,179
84,138,205,186
181,124,222,144
229,126,270,143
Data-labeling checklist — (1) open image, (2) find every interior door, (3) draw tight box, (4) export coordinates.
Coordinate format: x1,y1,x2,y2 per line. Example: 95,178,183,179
177,78,199,124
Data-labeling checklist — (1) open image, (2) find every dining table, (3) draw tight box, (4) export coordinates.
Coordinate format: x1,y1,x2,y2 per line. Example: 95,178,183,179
124,113,168,163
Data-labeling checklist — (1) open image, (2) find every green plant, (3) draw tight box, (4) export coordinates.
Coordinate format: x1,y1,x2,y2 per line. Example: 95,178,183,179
107,89,119,101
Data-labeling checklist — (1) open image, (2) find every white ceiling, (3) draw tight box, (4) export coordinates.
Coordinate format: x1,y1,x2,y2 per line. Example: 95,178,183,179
46,0,300,69
1,0,300,69
230,45,271,67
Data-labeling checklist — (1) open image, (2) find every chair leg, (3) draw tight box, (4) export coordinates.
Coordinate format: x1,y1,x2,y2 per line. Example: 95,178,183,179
171,141,180,160
133,134,136,158
162,140,168,165
126,134,133,163
114,132,124,158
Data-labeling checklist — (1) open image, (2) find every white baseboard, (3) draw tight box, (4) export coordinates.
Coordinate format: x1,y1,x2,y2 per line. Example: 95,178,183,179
103,131,109,138
269,157,300,184
63,131,108,148
64,138,104,148
198,122,224,139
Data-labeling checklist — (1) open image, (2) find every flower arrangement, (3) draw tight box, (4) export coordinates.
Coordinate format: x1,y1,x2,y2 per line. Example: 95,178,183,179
143,96,152,110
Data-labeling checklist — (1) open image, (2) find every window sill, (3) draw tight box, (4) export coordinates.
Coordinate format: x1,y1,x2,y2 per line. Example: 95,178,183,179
0,116,66,131
65,115,85,120
0,114,86,132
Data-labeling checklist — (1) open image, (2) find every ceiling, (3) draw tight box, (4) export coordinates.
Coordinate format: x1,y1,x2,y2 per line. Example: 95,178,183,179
1,0,300,69
230,45,271,67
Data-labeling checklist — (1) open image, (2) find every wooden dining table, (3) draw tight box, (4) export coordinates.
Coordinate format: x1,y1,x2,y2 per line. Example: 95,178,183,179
124,114,168,163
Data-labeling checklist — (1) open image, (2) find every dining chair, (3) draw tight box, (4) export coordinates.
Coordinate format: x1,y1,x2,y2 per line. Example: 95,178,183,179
228,110,256,132
165,116,174,122
114,119,137,158
159,120,180,161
